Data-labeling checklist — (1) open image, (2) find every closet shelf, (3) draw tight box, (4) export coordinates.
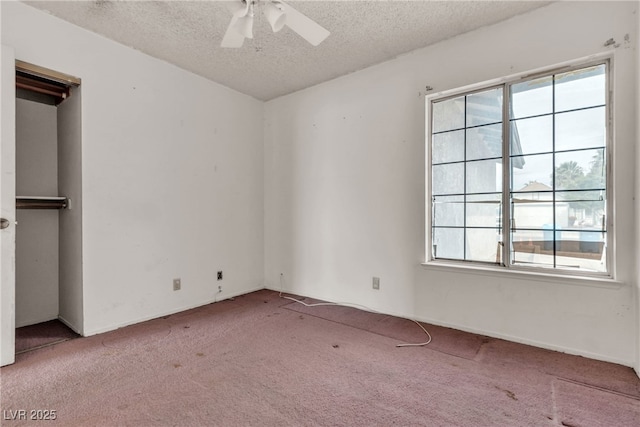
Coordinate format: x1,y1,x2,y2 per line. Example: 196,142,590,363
16,196,68,210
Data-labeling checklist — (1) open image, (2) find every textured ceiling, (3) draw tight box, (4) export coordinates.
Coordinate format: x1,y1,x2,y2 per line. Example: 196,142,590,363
24,1,552,101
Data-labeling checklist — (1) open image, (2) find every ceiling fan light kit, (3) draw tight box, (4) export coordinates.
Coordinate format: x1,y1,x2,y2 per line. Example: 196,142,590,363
221,0,330,48
263,2,286,32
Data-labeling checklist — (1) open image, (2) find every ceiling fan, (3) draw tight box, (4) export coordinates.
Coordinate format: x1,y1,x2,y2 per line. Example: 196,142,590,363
221,0,330,48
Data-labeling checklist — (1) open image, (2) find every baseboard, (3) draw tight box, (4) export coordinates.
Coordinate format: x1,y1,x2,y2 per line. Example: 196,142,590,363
58,315,83,336
84,285,266,337
265,285,635,368
411,314,635,368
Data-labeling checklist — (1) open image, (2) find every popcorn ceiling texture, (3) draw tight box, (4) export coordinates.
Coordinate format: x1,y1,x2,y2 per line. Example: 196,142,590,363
23,1,550,101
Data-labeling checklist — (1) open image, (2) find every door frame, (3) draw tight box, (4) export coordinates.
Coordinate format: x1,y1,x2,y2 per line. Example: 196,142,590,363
1,45,17,367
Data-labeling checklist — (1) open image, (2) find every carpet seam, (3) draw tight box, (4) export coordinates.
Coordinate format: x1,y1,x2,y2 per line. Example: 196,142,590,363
15,338,74,355
554,376,640,400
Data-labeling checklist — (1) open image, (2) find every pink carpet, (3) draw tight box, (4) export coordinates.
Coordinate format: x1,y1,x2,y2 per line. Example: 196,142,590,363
1,290,638,426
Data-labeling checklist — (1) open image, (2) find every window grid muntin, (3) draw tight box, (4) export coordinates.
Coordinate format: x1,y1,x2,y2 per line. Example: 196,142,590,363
432,120,503,137
462,95,467,261
552,71,557,267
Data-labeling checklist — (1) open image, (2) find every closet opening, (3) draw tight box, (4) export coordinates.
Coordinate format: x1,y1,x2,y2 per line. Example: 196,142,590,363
14,61,83,354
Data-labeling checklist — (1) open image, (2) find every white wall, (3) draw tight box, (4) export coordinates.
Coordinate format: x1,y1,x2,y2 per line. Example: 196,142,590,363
265,1,639,366
2,0,637,369
1,1,264,337
15,99,59,327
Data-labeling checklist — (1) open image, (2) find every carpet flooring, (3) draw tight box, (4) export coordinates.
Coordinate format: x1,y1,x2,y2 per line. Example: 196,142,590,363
1,289,638,426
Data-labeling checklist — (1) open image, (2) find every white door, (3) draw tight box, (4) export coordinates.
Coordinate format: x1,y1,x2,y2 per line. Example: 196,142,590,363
1,45,16,366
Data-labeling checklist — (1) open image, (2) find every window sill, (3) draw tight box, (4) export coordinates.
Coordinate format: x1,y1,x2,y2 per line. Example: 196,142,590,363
420,261,623,289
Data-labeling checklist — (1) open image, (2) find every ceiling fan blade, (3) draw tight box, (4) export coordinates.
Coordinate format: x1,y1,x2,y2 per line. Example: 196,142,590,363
279,2,330,46
221,14,245,48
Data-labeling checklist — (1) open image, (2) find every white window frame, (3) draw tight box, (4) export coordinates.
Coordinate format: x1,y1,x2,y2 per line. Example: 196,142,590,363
425,57,613,279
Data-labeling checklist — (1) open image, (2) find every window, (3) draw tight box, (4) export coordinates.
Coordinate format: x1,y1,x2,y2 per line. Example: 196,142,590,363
428,62,609,275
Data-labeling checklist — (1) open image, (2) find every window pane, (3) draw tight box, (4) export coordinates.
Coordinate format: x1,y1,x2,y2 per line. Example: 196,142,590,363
467,160,501,194
510,77,552,119
432,96,464,133
574,231,605,253
432,130,464,164
432,163,464,195
466,88,502,127
512,239,555,268
555,107,605,152
466,228,500,263
555,149,605,191
511,197,553,230
467,123,502,161
511,153,553,191
555,65,606,112
556,191,605,229
556,230,606,272
558,203,605,230
511,115,552,155
466,194,501,227
432,227,464,260
433,195,464,227
512,225,558,266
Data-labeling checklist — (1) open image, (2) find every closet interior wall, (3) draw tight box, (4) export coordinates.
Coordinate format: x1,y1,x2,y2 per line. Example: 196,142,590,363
14,73,82,334
15,96,59,327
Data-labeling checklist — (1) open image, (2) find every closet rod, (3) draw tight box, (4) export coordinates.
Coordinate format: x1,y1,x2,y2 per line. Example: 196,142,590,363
16,76,69,100
16,197,68,210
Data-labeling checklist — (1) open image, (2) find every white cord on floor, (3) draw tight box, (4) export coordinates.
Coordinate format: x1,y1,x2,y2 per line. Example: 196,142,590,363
278,274,432,347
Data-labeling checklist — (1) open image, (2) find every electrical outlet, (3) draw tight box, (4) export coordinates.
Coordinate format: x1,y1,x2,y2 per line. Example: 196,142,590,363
217,271,223,281
218,285,222,293
173,278,181,291
372,277,380,290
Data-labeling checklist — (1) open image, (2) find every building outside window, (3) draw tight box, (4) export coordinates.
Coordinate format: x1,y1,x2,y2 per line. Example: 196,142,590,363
428,62,609,275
